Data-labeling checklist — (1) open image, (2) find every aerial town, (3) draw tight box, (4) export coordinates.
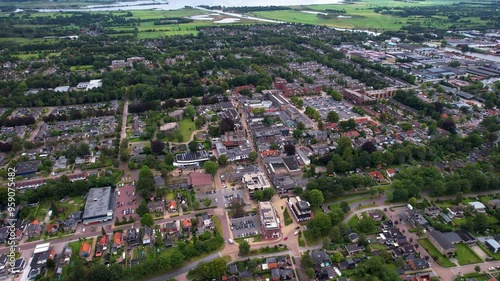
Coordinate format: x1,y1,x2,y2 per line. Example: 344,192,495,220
0,1,499,281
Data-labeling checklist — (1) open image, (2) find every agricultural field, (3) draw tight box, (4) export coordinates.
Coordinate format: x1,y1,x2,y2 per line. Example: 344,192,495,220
249,0,495,31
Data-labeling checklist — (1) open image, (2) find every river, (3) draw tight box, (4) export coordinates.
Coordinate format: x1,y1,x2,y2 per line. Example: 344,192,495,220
37,0,345,12
443,47,499,63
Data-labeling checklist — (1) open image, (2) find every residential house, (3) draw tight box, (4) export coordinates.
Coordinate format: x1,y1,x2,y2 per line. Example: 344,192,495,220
167,200,177,212
96,235,108,257
425,206,442,219
148,201,164,213
165,221,178,234
468,201,486,213
456,230,476,245
311,249,331,269
345,244,365,256
143,226,154,246
79,242,91,258
485,239,500,253
46,224,59,235
366,210,383,222
154,176,165,188
11,258,26,274
385,168,396,178
202,213,211,228
488,199,500,210
406,254,427,270
113,232,124,248
26,220,41,238
407,210,428,228
181,218,192,233
128,228,139,246
427,230,456,257
348,233,360,243
368,171,385,182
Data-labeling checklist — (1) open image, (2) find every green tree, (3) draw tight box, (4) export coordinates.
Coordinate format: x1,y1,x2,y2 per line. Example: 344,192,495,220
136,200,149,217
187,257,227,281
140,213,154,227
408,197,417,206
307,213,332,236
185,105,196,119
340,201,351,213
218,154,228,166
249,151,258,162
203,161,219,176
474,213,489,233
306,189,324,208
239,240,250,255
301,252,314,269
203,198,212,207
327,111,340,123
136,166,155,198
358,217,377,233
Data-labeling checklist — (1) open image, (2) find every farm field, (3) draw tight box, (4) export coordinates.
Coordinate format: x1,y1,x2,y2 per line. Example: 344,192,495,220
249,0,492,31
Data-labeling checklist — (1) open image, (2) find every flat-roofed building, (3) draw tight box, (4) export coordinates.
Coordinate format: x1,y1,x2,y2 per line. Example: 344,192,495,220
242,172,271,194
259,201,281,240
174,151,210,167
287,196,312,222
82,186,115,225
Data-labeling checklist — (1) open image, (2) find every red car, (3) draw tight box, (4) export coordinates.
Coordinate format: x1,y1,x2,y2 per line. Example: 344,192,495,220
284,237,288,241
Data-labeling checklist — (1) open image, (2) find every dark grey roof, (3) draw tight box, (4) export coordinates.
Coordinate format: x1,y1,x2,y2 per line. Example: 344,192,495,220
442,232,462,244
15,160,41,175
345,243,365,253
456,230,475,242
228,264,239,274
429,230,455,250
82,187,113,220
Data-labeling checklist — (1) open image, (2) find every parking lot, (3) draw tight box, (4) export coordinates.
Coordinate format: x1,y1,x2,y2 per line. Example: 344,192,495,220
115,183,140,221
302,96,360,121
223,188,248,208
230,214,261,239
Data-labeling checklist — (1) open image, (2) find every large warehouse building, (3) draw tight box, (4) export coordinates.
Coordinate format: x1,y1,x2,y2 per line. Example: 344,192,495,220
82,186,115,225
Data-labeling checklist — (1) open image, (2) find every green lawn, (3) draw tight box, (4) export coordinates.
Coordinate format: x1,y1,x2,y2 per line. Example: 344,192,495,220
70,65,94,71
455,243,482,265
347,215,360,228
455,273,490,281
418,238,455,267
283,209,293,226
178,118,195,142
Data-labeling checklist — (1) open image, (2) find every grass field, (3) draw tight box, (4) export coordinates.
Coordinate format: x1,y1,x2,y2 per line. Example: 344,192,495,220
418,238,456,267
283,209,293,226
455,273,490,281
455,243,482,265
70,65,94,71
248,0,490,31
179,118,195,142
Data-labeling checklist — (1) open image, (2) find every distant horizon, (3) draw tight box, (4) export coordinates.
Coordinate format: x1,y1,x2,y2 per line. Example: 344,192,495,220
34,0,345,12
